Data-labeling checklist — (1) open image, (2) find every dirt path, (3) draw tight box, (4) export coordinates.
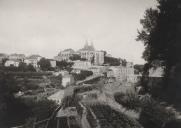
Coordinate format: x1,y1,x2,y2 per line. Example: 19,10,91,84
79,102,92,128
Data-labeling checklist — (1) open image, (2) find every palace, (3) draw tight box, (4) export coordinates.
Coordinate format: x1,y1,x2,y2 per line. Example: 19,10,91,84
54,41,105,65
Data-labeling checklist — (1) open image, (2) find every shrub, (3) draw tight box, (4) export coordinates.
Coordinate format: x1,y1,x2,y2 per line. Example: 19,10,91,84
88,104,142,128
114,91,142,112
139,98,176,128
72,70,93,81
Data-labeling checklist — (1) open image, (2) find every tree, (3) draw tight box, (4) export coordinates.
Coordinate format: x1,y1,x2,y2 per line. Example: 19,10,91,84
56,61,74,71
72,70,93,81
134,64,144,74
104,56,120,66
27,64,36,72
1,58,8,66
38,58,51,71
18,62,28,72
137,0,181,104
0,72,30,127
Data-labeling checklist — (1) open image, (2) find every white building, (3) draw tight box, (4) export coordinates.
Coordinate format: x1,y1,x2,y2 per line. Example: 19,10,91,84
72,60,92,70
62,74,75,87
50,60,56,67
24,54,42,68
55,49,75,61
108,64,134,82
5,60,20,67
79,42,104,65
94,51,104,65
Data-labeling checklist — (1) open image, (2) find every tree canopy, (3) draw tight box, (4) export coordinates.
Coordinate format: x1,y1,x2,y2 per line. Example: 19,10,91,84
137,0,181,104
38,58,51,71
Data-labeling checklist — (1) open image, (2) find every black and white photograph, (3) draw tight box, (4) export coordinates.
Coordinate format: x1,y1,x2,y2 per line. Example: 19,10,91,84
0,0,181,128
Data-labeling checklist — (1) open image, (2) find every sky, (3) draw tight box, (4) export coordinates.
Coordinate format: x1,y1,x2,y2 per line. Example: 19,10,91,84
0,0,157,64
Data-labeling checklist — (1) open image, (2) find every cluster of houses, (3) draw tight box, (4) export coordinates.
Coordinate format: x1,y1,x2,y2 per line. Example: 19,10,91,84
0,41,163,87
0,53,56,68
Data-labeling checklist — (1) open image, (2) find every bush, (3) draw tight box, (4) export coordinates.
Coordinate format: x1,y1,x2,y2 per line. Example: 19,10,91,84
163,119,181,128
72,70,93,81
114,91,176,128
139,98,176,128
88,104,142,128
114,91,142,112
24,99,58,121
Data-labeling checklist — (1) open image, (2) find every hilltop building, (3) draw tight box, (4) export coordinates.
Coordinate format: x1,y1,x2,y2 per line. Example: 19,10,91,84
79,41,104,65
54,49,75,61
54,41,104,65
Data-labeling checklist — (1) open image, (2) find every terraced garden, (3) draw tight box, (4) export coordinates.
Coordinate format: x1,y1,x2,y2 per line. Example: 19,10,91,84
87,104,142,128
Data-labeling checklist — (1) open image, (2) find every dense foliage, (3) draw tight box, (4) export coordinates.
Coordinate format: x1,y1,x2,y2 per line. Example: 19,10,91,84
104,56,121,66
134,64,144,74
87,104,142,128
0,72,29,127
38,58,52,71
56,60,74,72
114,91,142,112
0,72,57,128
137,0,181,105
114,91,176,128
72,70,93,81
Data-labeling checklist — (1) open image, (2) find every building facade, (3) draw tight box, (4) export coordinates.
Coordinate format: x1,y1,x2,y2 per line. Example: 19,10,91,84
94,51,104,65
55,49,75,61
108,63,134,82
24,54,42,68
5,60,20,67
79,42,104,65
62,74,75,87
72,60,92,70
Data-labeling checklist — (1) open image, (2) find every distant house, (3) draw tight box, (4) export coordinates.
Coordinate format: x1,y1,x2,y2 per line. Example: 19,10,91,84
24,54,42,68
62,74,75,87
107,69,114,77
8,53,25,61
49,59,56,67
4,60,20,67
